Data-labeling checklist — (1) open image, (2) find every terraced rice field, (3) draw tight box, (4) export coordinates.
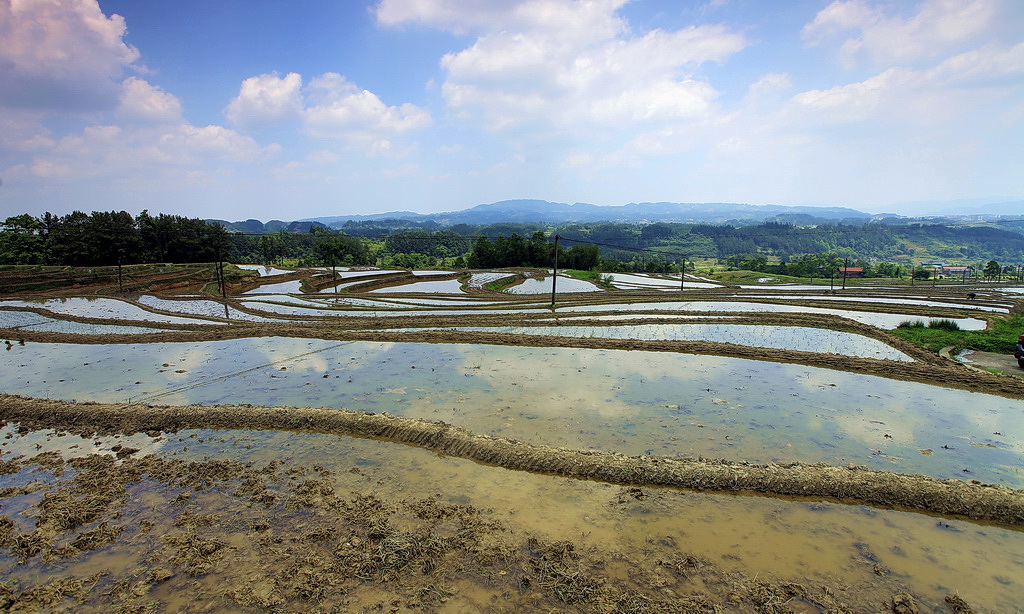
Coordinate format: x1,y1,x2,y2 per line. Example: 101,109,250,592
0,265,1021,613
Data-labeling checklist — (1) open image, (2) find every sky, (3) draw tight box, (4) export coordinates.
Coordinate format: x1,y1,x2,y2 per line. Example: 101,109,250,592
1,0,1022,221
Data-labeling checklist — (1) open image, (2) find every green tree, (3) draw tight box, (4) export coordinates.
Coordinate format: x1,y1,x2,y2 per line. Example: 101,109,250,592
0,215,46,264
984,260,1000,279
259,234,287,265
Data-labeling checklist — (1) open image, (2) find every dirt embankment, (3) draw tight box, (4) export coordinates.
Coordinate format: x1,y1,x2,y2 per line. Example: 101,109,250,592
2,393,1021,527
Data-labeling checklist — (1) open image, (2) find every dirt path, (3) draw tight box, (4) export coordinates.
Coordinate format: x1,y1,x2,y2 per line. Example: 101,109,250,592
959,350,1024,378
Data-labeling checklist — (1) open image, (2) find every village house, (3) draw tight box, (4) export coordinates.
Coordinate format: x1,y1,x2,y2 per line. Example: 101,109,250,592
919,262,976,279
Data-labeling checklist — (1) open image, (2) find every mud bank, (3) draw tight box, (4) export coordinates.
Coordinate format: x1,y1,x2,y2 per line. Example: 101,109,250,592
2,394,1021,527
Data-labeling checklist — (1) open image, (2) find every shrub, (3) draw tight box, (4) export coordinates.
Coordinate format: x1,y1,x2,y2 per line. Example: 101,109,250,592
896,320,926,329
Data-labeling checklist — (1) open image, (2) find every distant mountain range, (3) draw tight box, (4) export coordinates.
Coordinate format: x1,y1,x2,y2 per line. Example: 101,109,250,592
302,199,872,226
208,198,1023,232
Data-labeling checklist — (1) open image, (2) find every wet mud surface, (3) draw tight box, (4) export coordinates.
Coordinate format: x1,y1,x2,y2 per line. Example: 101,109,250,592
0,428,1001,614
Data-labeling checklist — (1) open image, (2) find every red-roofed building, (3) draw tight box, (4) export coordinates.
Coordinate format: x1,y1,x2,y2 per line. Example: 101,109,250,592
838,267,864,278
941,266,975,279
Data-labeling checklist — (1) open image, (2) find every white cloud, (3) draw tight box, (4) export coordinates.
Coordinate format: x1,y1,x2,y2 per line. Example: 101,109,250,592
430,4,746,132
746,73,793,104
0,111,54,154
0,0,139,112
225,72,304,130
925,41,1024,85
788,39,1024,127
117,77,183,124
223,71,431,154
304,73,431,139
790,67,913,123
7,121,272,186
803,0,1006,67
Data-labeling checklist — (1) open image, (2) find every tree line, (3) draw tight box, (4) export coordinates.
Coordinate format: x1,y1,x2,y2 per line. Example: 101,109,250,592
4,211,1022,278
0,211,230,266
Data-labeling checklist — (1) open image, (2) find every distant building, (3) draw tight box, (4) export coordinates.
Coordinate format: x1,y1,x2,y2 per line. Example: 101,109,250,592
838,267,864,278
917,262,974,279
941,266,975,279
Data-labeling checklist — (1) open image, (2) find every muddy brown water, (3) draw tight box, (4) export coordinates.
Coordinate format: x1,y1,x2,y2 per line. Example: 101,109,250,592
1,422,1021,613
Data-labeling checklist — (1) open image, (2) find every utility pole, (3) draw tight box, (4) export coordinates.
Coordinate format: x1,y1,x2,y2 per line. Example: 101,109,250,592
550,234,560,308
215,246,227,299
680,256,686,290
842,258,848,290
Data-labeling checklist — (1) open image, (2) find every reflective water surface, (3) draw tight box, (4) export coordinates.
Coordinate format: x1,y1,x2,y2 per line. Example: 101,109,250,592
1,422,1021,611
436,323,913,360
4,338,1020,487
3,278,1022,610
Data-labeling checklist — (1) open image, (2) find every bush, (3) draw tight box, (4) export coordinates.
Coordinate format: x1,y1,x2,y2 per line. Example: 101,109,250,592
896,319,959,331
896,320,925,329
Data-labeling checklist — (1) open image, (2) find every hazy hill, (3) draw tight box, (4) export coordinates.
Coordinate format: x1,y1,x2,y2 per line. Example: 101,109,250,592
295,199,872,228
213,199,1021,234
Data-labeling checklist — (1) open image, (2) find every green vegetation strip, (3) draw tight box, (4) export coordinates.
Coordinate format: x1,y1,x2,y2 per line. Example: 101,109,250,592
2,394,1021,527
892,311,1024,353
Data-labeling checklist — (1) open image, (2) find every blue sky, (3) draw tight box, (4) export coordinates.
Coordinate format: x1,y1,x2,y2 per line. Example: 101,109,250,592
1,0,1022,221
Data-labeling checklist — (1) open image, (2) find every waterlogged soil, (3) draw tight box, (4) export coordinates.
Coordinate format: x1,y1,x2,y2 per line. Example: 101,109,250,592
0,423,1017,613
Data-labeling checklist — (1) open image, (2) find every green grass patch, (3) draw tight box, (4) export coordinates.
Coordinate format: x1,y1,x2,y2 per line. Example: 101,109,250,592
891,311,1024,354
563,269,614,289
484,276,518,291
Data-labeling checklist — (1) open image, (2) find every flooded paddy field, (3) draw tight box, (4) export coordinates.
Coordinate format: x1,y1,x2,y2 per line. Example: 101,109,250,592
5,338,1017,483
415,324,915,360
1,267,1023,612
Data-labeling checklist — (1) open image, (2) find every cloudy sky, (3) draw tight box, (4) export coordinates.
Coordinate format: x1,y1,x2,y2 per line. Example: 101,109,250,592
1,0,1022,221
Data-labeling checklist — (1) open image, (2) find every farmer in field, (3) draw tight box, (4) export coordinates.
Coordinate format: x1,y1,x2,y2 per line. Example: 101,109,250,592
1017,334,1024,355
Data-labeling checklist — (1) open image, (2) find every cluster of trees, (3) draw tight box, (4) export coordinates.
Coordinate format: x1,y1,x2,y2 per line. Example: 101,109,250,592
723,253,905,278
0,211,229,266
466,232,599,270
